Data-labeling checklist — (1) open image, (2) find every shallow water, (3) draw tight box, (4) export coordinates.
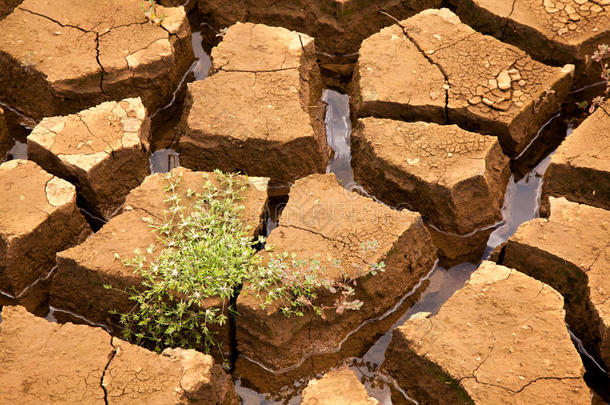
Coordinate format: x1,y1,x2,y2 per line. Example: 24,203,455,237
235,88,607,404
150,148,180,173
5,140,27,161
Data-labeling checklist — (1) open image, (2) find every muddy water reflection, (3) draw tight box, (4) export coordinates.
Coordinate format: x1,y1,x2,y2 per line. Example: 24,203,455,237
150,148,180,173
5,140,27,161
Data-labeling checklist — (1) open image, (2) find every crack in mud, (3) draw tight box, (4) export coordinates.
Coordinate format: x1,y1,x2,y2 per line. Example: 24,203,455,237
100,337,117,405
378,10,450,123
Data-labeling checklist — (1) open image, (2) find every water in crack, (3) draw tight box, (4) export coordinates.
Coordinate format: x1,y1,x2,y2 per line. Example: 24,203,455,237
5,140,27,161
484,123,574,257
323,89,354,188
192,31,212,81
150,148,180,173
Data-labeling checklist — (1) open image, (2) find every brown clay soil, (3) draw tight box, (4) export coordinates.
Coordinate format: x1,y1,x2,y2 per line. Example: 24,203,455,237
0,0,193,120
0,1,609,404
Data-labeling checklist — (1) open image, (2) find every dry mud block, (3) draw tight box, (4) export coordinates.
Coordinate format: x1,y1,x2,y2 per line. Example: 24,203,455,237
179,23,328,193
0,160,89,308
351,8,575,157
27,98,151,219
236,174,437,371
301,367,379,405
450,0,610,73
197,0,441,55
383,261,591,404
542,100,610,211
352,118,510,235
0,0,193,120
0,106,9,158
0,305,239,404
501,197,610,367
51,168,268,351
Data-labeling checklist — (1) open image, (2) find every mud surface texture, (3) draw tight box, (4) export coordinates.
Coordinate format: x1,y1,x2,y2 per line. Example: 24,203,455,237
236,174,437,371
450,0,610,79
196,0,441,55
351,8,575,157
27,98,151,219
179,23,328,194
383,261,591,404
301,367,379,405
0,160,90,312
352,118,510,235
542,99,610,211
0,0,193,120
50,167,268,356
0,305,239,404
501,197,610,368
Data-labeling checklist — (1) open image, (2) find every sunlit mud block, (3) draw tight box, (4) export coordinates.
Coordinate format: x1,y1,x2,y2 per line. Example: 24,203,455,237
236,173,437,371
28,98,151,219
178,23,329,194
502,197,610,368
350,8,575,156
383,261,591,404
542,99,610,212
0,305,239,404
0,0,193,120
0,160,90,312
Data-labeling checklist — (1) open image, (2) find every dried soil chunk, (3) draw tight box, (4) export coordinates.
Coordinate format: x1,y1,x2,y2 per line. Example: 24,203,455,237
383,261,591,405
0,305,238,404
178,23,328,192
0,106,9,158
50,168,268,350
196,0,441,55
0,0,193,120
542,100,610,211
502,197,610,367
450,0,610,71
301,367,379,405
27,98,151,219
236,174,437,370
0,160,89,300
352,118,510,234
351,8,575,156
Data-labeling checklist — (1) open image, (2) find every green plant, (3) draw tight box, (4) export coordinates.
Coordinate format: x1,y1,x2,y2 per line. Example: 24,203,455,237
247,242,385,319
107,170,384,358
142,0,164,25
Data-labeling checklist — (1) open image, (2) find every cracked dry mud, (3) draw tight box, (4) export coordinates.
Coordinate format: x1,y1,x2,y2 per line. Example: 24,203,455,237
542,99,610,211
352,118,510,235
351,8,575,157
383,261,591,404
301,367,379,405
0,0,193,121
450,0,610,73
179,23,328,193
27,98,151,219
0,160,90,311
0,305,239,404
501,197,610,369
236,174,437,371
50,167,268,358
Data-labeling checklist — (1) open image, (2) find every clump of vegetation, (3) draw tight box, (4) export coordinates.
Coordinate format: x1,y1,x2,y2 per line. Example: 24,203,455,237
142,0,164,25
108,171,384,359
580,44,610,113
